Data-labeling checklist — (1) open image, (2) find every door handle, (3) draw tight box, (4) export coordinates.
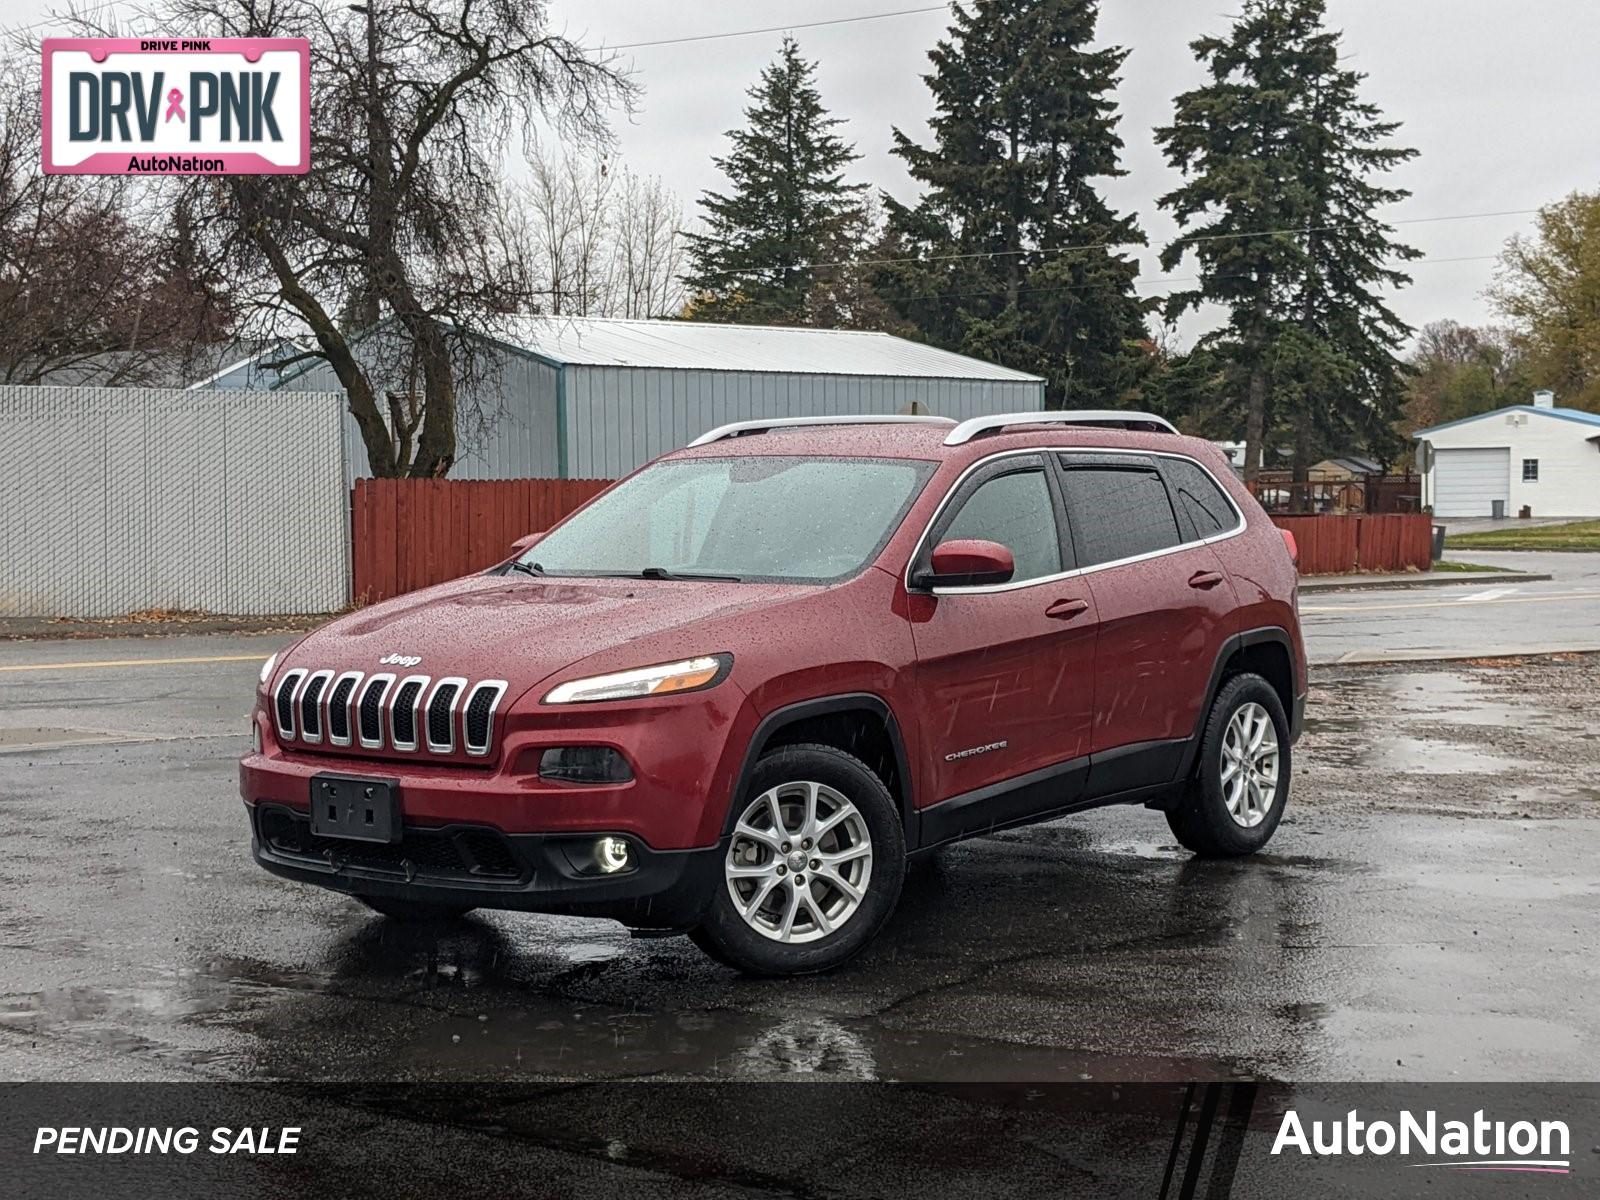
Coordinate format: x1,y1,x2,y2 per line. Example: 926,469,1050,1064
1189,570,1225,589
1045,598,1089,620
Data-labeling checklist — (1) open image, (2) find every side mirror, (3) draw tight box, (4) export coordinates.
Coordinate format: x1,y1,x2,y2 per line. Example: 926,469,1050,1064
510,531,545,556
915,539,1015,589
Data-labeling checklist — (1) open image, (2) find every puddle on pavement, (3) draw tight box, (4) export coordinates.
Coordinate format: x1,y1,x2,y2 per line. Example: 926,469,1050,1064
1095,840,1190,861
1377,672,1533,727
392,1001,1255,1083
1363,736,1521,774
1311,670,1547,774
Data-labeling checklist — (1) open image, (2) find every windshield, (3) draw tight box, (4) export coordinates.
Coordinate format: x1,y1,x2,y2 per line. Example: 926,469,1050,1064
518,455,934,583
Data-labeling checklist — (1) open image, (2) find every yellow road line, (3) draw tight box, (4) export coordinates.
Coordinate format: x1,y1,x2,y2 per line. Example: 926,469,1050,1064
0,654,267,674
1302,590,1600,614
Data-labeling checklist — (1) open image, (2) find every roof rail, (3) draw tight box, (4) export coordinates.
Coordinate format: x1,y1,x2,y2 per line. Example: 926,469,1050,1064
943,409,1178,445
689,414,957,447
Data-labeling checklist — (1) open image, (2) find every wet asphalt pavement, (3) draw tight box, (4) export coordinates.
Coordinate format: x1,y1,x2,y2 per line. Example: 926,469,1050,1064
1301,550,1600,663
1,630,1598,1085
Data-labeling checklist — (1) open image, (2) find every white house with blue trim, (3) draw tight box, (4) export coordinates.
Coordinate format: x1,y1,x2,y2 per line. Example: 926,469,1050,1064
1413,392,1600,517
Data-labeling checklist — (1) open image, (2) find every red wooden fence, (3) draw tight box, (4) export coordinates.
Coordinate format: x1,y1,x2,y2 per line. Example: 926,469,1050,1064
352,477,610,604
1270,514,1433,575
351,480,1436,604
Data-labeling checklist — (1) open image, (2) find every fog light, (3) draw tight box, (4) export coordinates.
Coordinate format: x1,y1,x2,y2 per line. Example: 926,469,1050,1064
595,836,632,874
251,721,261,754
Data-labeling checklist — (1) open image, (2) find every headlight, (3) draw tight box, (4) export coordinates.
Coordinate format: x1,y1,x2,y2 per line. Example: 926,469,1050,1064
543,655,730,705
259,652,279,688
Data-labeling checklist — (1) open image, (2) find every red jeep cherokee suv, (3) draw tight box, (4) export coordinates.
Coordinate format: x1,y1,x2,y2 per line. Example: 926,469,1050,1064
243,411,1306,975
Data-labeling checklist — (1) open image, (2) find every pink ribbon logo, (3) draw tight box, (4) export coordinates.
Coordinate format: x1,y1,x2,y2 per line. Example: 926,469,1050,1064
164,88,185,123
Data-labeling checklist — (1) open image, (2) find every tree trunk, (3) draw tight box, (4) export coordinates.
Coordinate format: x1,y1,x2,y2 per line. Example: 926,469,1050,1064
1291,406,1312,513
1244,361,1266,484
239,187,398,476
406,317,457,477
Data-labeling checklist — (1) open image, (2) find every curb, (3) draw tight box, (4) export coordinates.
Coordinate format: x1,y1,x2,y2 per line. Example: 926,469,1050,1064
1318,645,1600,667
1299,571,1552,593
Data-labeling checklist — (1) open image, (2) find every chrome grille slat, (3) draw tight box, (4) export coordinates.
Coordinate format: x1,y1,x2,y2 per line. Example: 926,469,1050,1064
425,677,467,754
388,674,430,751
274,670,306,741
326,671,363,746
298,670,332,744
462,680,508,757
357,673,396,749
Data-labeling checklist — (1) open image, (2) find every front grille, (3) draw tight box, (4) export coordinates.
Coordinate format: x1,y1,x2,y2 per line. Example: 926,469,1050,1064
299,672,330,741
274,671,306,738
390,678,426,748
271,668,505,758
358,675,392,746
327,674,360,744
426,681,462,751
257,806,524,881
463,682,506,756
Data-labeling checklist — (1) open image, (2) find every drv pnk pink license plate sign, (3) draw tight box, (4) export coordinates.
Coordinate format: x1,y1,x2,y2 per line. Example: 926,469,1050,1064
43,38,309,174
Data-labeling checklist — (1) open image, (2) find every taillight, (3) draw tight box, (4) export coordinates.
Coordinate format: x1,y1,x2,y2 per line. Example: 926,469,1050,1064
1279,528,1299,567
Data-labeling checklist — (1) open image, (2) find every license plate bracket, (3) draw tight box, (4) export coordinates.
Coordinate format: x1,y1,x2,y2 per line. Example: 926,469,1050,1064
310,774,400,844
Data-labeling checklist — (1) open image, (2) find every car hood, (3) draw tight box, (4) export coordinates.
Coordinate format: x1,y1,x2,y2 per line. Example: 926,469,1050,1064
285,571,817,699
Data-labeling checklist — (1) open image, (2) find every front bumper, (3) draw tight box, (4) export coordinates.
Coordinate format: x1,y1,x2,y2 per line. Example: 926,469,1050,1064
249,802,723,929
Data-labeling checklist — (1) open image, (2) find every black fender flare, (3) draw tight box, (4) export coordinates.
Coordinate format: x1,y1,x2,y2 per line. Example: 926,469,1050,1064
722,692,918,842
1176,626,1299,781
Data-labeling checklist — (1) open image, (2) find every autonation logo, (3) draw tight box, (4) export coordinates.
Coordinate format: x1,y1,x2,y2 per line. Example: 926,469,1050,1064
1273,1108,1572,1175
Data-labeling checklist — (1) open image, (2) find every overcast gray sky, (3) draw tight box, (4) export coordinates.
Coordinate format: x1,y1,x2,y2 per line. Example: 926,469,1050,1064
18,1,1600,347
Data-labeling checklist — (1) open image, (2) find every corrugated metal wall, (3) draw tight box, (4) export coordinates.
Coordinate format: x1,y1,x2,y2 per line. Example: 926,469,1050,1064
0,386,349,617
562,367,1041,479
278,353,562,485
279,347,1041,482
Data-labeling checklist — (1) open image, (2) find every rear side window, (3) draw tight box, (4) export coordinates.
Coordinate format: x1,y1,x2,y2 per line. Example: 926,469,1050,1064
1164,458,1238,539
1058,467,1182,567
940,468,1062,582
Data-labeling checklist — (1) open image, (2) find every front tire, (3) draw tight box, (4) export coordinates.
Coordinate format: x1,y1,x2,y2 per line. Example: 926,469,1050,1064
1166,672,1290,857
691,743,906,976
357,895,476,923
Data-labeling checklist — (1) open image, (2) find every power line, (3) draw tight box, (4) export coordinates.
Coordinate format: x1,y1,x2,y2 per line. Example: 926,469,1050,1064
4,3,164,38
731,251,1500,316
5,2,954,43
693,208,1536,279
599,5,950,52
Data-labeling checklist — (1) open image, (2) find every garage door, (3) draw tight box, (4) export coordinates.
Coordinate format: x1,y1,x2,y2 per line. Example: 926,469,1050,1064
1433,447,1510,517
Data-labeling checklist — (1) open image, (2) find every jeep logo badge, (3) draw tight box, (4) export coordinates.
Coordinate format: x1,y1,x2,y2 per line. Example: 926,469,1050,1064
378,653,422,668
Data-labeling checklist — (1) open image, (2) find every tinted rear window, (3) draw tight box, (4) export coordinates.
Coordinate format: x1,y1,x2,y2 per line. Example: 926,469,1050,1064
1058,467,1182,567
1164,458,1238,539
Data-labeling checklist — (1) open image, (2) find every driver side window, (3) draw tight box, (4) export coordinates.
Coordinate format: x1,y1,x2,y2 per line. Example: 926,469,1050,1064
941,467,1062,583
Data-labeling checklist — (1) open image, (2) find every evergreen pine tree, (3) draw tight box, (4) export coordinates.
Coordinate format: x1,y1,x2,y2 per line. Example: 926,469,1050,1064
1155,0,1418,482
877,0,1150,406
682,37,866,324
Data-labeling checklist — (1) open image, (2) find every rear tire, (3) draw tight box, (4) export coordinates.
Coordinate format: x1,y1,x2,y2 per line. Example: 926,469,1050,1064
1166,672,1290,857
357,895,476,923
691,743,905,976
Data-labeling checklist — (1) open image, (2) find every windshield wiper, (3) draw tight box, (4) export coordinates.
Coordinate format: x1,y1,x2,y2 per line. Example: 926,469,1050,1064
634,566,743,582
507,560,545,578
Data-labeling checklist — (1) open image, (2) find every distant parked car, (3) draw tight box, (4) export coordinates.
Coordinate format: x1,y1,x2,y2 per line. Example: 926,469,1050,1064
243,411,1306,975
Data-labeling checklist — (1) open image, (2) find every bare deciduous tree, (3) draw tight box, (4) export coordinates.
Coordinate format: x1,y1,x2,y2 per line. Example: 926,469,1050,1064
82,0,636,477
519,147,686,319
0,81,231,385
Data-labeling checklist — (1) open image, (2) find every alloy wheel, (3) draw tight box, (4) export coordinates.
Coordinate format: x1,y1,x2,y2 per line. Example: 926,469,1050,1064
1220,701,1280,828
725,781,874,943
